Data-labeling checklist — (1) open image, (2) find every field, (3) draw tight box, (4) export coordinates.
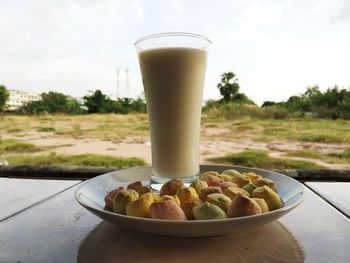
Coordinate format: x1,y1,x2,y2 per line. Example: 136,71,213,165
1,114,350,170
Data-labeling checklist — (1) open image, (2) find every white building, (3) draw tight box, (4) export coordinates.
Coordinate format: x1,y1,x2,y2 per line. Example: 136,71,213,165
7,90,41,110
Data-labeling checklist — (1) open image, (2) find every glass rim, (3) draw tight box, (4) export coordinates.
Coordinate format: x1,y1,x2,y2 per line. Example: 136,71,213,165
134,32,212,47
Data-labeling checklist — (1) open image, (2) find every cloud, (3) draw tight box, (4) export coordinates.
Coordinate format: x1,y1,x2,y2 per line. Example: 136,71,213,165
210,2,284,45
1,0,350,103
337,0,350,20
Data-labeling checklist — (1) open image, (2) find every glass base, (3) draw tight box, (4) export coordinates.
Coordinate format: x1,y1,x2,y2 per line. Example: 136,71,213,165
150,174,199,192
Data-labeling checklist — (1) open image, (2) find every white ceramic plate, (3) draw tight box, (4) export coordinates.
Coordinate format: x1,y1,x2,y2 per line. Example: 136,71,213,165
75,165,304,237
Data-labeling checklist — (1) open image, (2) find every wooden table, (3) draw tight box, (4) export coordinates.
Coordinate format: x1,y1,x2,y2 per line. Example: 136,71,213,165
306,182,350,218
0,178,349,263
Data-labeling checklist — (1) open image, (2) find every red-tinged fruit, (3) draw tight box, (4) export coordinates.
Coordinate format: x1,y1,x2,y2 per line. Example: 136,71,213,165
228,192,262,218
104,186,124,209
205,175,224,187
150,200,187,220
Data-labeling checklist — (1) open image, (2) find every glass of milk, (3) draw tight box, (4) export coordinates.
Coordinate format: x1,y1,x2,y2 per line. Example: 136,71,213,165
135,33,211,188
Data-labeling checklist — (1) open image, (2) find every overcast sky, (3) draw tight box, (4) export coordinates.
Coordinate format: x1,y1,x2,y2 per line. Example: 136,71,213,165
1,0,350,105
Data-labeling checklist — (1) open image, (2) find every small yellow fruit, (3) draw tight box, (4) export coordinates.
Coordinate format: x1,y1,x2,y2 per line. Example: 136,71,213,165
217,173,233,182
199,171,219,181
176,186,199,205
159,195,181,205
224,186,250,200
199,187,223,201
252,186,282,211
219,182,238,193
181,200,202,220
149,192,161,202
160,179,184,196
126,192,153,218
231,174,251,188
253,198,269,213
254,178,277,192
243,172,262,183
136,186,151,196
190,179,208,195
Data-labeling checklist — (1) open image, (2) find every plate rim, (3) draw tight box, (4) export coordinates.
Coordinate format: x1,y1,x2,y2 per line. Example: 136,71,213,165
75,164,305,224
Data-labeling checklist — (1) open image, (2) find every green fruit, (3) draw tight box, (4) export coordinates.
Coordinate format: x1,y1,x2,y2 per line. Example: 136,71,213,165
242,183,258,195
222,169,241,177
113,189,139,214
193,202,226,220
207,193,231,212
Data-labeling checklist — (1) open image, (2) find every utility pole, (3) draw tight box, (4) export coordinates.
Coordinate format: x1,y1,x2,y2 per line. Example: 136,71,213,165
116,67,120,99
125,68,130,98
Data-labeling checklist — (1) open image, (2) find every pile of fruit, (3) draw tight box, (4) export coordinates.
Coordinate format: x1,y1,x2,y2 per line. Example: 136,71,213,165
104,170,283,220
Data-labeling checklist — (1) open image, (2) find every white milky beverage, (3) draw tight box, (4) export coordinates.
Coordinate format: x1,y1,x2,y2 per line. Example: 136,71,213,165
138,47,207,178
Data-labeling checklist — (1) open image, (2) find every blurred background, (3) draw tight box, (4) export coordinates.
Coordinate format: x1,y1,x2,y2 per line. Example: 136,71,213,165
0,0,349,173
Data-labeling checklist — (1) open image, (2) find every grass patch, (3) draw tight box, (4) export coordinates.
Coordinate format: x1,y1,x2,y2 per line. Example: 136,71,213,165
37,127,56,132
4,153,146,168
285,149,350,164
134,124,149,131
327,148,350,163
300,133,344,143
284,149,339,164
259,118,350,144
70,123,82,138
210,150,325,169
0,139,42,154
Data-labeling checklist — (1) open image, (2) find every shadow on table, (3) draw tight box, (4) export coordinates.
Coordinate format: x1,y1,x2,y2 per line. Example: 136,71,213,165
77,221,305,263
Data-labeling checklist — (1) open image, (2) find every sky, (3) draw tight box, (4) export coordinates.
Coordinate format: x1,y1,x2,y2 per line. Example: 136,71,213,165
1,0,350,105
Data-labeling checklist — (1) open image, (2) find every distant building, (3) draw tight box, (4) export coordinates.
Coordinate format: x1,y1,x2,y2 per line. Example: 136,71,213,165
6,90,41,110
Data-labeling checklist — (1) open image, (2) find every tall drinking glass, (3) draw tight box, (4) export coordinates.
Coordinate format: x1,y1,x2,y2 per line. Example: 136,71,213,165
135,33,211,188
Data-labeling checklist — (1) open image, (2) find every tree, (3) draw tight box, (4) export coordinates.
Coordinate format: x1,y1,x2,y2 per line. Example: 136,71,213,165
41,92,70,113
0,85,9,112
262,101,276,107
21,92,83,115
217,72,240,103
130,98,147,113
0,85,10,144
83,90,147,114
83,90,112,114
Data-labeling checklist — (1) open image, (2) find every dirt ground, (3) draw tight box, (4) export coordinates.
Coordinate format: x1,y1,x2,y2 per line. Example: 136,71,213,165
4,127,350,170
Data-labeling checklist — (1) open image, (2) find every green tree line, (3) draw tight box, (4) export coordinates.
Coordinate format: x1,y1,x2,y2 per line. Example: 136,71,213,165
0,86,147,115
1,73,350,119
204,72,350,119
